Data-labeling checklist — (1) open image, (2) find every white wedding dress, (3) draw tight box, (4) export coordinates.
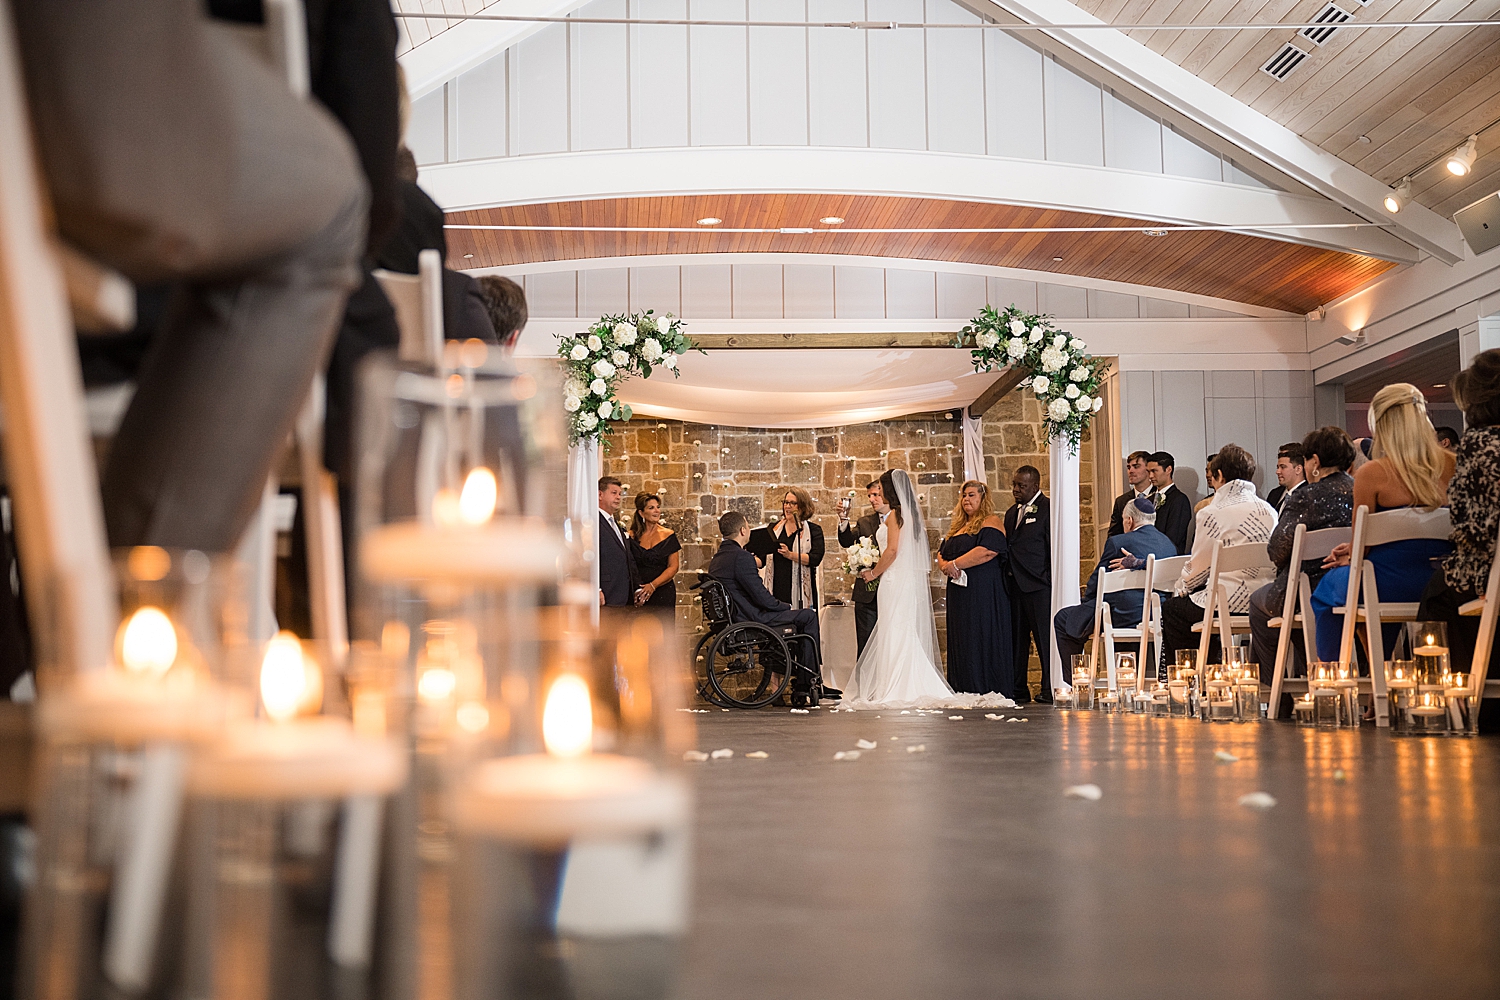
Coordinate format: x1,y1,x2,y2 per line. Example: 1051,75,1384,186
840,471,1014,711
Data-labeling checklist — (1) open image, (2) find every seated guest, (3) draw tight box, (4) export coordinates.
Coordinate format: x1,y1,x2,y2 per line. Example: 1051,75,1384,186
709,511,823,700
1147,451,1193,554
1266,442,1306,512
1054,498,1177,667
628,493,681,612
768,488,825,611
1247,427,1355,685
1418,350,1500,709
1435,425,1461,451
937,480,1014,695
1309,384,1454,661
1107,451,1154,537
477,275,528,353
1159,445,1277,666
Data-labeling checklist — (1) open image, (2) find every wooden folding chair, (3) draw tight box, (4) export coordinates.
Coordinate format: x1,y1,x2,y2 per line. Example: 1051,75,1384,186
1267,524,1351,718
1087,555,1155,692
1193,540,1273,668
1335,504,1453,726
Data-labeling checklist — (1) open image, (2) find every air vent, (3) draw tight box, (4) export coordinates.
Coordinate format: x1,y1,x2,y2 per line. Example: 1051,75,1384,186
1262,42,1310,80
1301,4,1352,46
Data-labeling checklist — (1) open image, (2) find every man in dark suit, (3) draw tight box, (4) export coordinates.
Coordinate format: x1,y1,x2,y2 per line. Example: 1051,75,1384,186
1003,466,1051,703
1053,498,1179,665
1107,451,1155,538
836,479,888,656
708,511,823,698
598,476,639,608
1147,451,1194,554
1265,442,1305,512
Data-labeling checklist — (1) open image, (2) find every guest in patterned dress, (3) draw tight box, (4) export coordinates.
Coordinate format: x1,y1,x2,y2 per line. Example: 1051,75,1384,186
1158,444,1277,665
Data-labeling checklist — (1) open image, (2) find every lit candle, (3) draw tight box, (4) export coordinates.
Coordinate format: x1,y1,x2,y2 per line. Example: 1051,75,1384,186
1169,680,1188,703
1294,695,1315,719
1408,691,1447,718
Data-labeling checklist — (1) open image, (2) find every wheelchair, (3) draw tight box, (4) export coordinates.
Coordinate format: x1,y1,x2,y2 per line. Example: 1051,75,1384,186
689,573,825,709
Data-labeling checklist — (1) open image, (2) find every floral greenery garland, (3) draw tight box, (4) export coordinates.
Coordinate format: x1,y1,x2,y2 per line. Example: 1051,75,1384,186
956,304,1107,451
557,311,696,445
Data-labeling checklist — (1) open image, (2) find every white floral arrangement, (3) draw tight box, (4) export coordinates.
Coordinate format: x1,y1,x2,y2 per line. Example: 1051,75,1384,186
842,535,882,591
957,304,1106,451
557,311,696,445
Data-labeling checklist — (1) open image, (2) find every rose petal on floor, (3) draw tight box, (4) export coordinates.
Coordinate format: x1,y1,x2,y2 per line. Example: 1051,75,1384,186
948,715,963,720
745,751,769,759
1064,784,1103,801
711,748,734,759
790,708,810,714
905,744,926,753
1215,750,1240,763
1007,717,1023,723
834,750,862,761
683,751,709,762
856,739,878,749
1238,792,1277,810
985,714,1004,720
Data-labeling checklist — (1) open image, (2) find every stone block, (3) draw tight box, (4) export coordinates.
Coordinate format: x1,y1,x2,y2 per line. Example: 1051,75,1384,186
682,424,719,447
785,441,815,455
816,435,838,454
721,434,778,471
917,472,955,485
698,494,718,516
909,447,939,473
1002,423,1037,453
841,425,887,459
780,456,821,485
727,495,762,524
823,461,854,490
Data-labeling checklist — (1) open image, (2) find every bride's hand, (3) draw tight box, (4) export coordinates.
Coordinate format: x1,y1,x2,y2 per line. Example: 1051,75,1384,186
858,569,876,583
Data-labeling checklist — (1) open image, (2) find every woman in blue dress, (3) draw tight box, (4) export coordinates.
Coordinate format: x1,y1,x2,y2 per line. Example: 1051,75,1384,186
936,480,1014,696
1310,384,1456,661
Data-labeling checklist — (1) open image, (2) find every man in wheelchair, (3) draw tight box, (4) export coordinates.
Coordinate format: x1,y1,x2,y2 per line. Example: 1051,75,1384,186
707,510,837,705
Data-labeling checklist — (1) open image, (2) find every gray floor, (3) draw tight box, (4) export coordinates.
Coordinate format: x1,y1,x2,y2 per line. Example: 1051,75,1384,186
675,706,1500,1000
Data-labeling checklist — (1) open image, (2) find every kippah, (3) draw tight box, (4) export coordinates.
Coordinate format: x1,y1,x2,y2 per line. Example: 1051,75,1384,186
1130,497,1155,515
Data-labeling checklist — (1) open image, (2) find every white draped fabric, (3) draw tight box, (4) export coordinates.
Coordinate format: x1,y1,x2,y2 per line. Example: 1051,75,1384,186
566,439,601,624
1048,434,1082,695
961,411,983,484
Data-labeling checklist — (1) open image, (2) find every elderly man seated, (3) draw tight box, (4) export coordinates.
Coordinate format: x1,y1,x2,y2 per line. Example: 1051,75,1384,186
1053,498,1178,667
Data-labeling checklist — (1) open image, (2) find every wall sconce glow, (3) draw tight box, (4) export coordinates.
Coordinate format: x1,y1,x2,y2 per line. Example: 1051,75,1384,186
261,631,308,723
1446,135,1477,177
119,606,177,676
696,217,722,226
459,467,498,525
542,673,593,758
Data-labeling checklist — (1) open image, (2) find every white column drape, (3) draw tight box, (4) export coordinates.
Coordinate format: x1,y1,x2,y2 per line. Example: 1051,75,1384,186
1048,434,1081,695
961,411,983,484
566,440,601,624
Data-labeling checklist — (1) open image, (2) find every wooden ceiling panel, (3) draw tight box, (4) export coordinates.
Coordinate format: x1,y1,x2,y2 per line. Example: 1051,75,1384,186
446,194,1397,313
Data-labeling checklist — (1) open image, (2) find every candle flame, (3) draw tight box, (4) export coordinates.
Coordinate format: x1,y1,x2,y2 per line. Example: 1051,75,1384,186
417,667,456,702
261,631,309,723
456,701,490,733
459,467,498,524
119,606,178,676
542,673,593,757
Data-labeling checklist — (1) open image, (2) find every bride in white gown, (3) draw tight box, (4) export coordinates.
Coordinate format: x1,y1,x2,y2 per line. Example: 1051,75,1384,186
840,470,1014,710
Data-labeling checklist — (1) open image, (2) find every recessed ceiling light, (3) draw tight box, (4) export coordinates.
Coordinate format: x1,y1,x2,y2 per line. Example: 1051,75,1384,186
1142,228,1169,237
1052,256,1063,262
1446,135,1478,177
696,217,722,226
463,253,474,258
820,216,845,225
1433,383,1447,388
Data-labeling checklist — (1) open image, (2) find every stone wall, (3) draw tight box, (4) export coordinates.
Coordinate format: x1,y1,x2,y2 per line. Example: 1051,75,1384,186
599,387,1098,693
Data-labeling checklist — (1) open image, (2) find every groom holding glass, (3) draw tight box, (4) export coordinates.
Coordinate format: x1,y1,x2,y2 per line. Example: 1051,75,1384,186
837,479,888,656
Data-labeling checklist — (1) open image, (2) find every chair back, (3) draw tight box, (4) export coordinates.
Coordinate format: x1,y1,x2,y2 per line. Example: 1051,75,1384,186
1299,525,1351,563
1195,539,1272,665
1338,505,1452,666
1089,555,1156,691
698,578,734,626
1150,554,1189,591
1467,519,1500,701
374,248,445,365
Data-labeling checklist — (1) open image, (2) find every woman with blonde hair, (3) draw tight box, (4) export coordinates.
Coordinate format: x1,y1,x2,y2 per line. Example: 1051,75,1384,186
936,480,1014,695
1308,383,1456,660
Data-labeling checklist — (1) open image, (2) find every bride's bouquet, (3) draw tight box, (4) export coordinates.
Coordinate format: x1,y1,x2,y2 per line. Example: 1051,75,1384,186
843,536,881,592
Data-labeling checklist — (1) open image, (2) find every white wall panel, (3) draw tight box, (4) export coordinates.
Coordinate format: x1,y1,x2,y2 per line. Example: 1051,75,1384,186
1040,282,1088,318
509,23,570,155
748,0,808,146
988,277,1037,313
453,57,508,161
783,263,835,317
834,266,886,319
925,0,985,155
731,263,784,318
1087,289,1139,319
524,272,578,317
1207,397,1258,454
936,272,987,319
688,0,749,146
408,88,446,166
571,0,630,152
629,266,683,315
807,0,868,148
1158,372,1209,493
1103,91,1161,175
1044,58,1103,167
1121,371,1158,455
1163,125,1223,183
1210,370,1255,398
581,268,631,316
1143,297,1190,319
884,269,937,319
681,263,733,316
867,0,927,151
984,31,1044,160
630,0,690,148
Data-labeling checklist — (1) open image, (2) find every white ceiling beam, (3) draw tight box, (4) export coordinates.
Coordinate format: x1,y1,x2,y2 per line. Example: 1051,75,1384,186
420,146,1419,262
398,0,590,102
959,0,1467,264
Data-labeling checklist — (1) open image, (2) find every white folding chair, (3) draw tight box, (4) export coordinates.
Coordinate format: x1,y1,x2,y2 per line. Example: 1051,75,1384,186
1193,540,1274,668
1087,555,1155,692
1459,519,1500,704
1335,504,1453,727
374,247,446,366
1267,524,1351,718
1144,554,1189,681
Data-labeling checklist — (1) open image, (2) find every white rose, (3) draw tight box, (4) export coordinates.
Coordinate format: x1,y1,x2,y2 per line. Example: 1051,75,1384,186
587,334,602,352
563,395,581,413
591,359,615,378
1093,397,1104,412
1006,338,1026,359
589,378,607,395
1029,329,1044,344
1065,383,1080,399
616,322,636,343
1009,319,1026,336
1071,338,1086,352
570,344,588,361
597,400,614,419
641,338,663,363
1031,375,1050,395
663,352,678,369
1040,346,1066,373
1070,366,1088,382
580,412,598,431
1076,395,1092,412
1052,334,1067,349
1048,398,1072,421
977,332,999,350
612,350,629,366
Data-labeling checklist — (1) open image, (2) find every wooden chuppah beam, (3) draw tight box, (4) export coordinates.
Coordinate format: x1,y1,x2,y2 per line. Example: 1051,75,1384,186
967,367,1029,418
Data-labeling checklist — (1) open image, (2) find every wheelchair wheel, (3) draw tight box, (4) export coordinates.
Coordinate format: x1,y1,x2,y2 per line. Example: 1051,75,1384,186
705,622,792,709
693,631,732,708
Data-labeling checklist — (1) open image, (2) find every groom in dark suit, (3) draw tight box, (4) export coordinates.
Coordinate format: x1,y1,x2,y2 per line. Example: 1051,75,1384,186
836,479,886,655
1003,466,1051,703
598,476,639,607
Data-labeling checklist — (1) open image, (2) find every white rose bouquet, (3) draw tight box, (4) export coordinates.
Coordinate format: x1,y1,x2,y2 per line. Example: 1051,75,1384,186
556,310,698,445
843,536,882,591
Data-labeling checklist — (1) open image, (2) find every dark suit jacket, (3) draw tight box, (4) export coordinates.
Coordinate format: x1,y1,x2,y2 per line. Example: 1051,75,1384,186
1154,485,1193,555
1107,490,1153,537
1265,485,1286,511
1079,525,1179,623
599,511,638,607
707,540,791,624
837,512,882,605
1004,494,1051,594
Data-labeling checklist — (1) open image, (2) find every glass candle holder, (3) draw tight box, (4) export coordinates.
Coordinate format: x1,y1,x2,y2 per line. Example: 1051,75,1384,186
1385,659,1418,732
1200,663,1235,722
1307,663,1355,728
1114,652,1138,711
448,613,694,1000
1168,650,1198,718
1070,653,1094,710
1292,693,1317,727
1232,665,1263,723
1399,623,1455,735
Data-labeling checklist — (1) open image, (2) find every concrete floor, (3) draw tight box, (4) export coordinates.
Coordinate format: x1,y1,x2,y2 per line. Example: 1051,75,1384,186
675,707,1500,1000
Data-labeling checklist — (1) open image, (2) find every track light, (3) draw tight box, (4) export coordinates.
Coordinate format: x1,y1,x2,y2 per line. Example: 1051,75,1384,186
1383,176,1411,214
1447,135,1478,177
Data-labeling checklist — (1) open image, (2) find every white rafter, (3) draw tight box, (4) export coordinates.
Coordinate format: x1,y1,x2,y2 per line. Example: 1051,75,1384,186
399,0,591,102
